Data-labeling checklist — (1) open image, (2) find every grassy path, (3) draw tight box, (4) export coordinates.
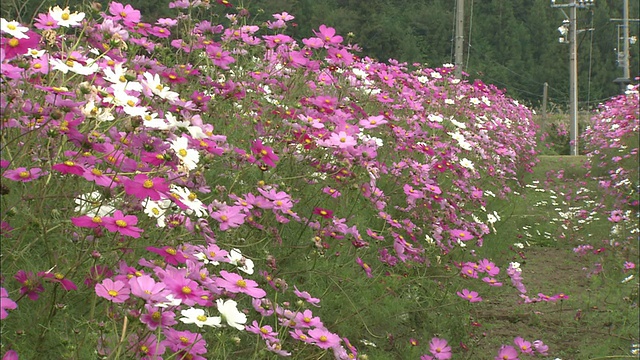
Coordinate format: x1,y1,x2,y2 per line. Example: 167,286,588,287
466,156,639,359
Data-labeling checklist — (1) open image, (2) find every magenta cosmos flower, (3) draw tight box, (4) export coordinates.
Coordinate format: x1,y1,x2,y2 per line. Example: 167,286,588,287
95,279,130,303
102,210,143,238
3,167,46,182
1,31,40,59
216,270,266,298
457,289,482,303
122,174,170,201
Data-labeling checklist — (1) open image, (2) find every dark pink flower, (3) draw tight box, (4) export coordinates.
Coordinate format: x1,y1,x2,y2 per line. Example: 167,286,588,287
39,271,77,291
14,270,44,300
102,210,143,238
3,167,45,182
123,174,170,201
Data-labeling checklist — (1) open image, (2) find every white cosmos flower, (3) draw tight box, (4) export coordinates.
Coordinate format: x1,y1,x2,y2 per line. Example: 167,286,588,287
74,191,115,217
143,198,172,227
460,158,475,171
170,185,206,217
170,136,200,171
142,72,179,101
49,6,85,27
1,18,29,38
216,299,247,330
228,248,255,274
180,307,221,328
450,118,467,129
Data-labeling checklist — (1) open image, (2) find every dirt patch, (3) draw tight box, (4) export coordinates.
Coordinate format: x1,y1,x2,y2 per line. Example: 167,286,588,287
467,247,636,359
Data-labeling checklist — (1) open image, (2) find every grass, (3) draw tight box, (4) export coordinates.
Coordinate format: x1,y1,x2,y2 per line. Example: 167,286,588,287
464,155,639,359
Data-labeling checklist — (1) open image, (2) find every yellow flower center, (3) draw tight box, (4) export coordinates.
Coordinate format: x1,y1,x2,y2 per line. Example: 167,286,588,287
260,327,269,334
236,280,247,288
166,247,177,255
8,38,19,47
64,160,74,166
188,192,197,201
140,345,149,354
91,168,103,176
115,219,128,227
108,290,118,297
197,314,207,322
220,215,228,221
319,335,327,342
178,149,188,157
151,311,161,321
179,336,189,344
19,171,30,178
181,286,192,294
61,13,70,21
34,63,42,69
143,179,154,188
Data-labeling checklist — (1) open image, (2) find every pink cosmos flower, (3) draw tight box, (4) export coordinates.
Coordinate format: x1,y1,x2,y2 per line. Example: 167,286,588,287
250,139,279,168
482,277,503,287
478,259,500,276
450,229,474,242
95,279,130,303
293,286,321,307
0,288,17,319
3,167,45,182
429,337,452,360
210,205,246,231
33,13,58,29
294,309,323,328
140,303,177,330
161,329,207,356
2,350,18,360
308,327,341,349
314,24,343,46
495,345,519,360
532,340,549,355
147,246,188,266
108,2,141,25
356,257,373,278
245,320,279,341
206,45,235,69
513,337,533,355
129,275,166,302
216,270,266,298
457,289,482,303
102,210,143,238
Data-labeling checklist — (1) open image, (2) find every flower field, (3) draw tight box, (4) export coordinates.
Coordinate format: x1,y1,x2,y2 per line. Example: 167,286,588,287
0,2,637,359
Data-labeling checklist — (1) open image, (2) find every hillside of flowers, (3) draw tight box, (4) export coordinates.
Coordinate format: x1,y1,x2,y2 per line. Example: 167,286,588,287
582,84,639,210
0,2,551,359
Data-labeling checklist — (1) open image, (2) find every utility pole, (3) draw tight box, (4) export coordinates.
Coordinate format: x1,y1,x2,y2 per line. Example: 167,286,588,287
612,0,640,93
455,0,464,79
552,0,594,156
569,1,578,156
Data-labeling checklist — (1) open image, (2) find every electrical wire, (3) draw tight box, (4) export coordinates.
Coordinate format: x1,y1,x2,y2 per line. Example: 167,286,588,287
465,0,474,73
